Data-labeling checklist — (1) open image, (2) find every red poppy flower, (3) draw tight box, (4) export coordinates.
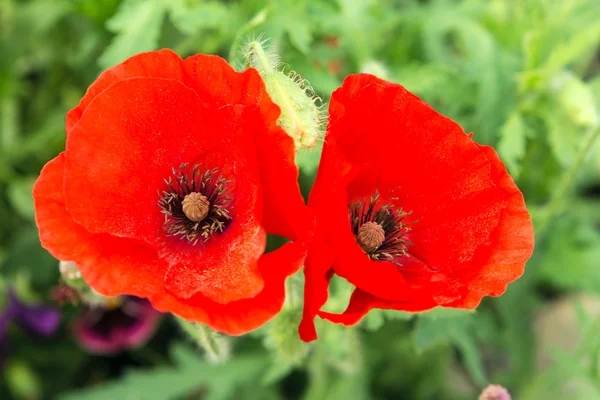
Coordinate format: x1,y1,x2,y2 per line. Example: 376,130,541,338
299,74,534,342
33,49,310,335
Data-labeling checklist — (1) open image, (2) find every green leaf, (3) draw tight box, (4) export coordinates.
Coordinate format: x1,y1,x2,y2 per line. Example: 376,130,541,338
6,176,36,221
539,214,600,292
59,344,268,400
2,227,58,287
497,112,529,178
417,307,475,320
413,314,474,353
543,103,584,168
77,0,121,25
258,0,316,54
523,30,544,71
520,348,600,400
590,74,600,101
395,63,457,96
332,0,383,64
453,333,487,387
5,360,42,400
422,12,507,133
286,19,312,55
16,0,72,35
362,309,414,332
414,313,488,386
99,0,168,69
362,309,386,331
261,357,294,386
540,21,600,79
267,307,309,364
168,0,230,35
320,324,362,372
1,96,18,159
321,369,370,400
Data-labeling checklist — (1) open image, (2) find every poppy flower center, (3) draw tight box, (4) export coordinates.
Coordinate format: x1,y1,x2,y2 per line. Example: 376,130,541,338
159,163,232,245
349,191,411,265
357,221,386,252
182,192,210,222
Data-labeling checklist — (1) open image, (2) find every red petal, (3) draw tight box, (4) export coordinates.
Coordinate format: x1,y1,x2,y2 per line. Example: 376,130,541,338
64,78,238,246
162,222,266,304
152,242,306,335
67,50,275,134
33,154,165,298
299,145,350,342
298,233,335,342
318,288,437,326
432,144,535,307
66,49,187,134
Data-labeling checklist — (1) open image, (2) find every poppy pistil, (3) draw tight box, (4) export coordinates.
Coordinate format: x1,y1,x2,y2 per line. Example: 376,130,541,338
182,192,210,222
357,221,385,253
159,164,232,245
350,191,412,265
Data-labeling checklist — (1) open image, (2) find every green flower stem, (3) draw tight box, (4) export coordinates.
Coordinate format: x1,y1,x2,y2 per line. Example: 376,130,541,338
1,96,18,161
285,274,302,308
302,341,329,400
247,40,275,74
538,123,600,236
175,317,230,363
227,8,268,67
302,326,365,400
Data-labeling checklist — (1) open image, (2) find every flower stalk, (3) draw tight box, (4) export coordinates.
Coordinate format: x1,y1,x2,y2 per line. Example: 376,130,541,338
538,123,600,235
176,317,230,363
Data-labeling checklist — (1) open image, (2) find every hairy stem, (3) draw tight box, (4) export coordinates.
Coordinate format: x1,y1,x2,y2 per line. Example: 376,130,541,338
175,317,230,363
538,123,600,235
247,40,275,75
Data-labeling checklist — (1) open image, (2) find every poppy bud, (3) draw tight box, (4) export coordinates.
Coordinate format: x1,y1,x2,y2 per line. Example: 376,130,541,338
57,261,117,307
361,60,390,80
244,39,323,149
59,260,82,283
551,71,598,128
478,384,511,400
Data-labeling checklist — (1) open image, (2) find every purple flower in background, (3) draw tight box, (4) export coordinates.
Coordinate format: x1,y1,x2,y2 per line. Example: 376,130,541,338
73,296,162,355
0,290,61,366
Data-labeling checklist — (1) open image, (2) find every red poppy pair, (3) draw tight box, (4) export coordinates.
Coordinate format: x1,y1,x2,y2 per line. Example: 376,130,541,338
33,50,534,339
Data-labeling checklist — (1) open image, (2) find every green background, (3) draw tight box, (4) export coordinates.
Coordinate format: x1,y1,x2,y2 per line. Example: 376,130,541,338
1,0,600,399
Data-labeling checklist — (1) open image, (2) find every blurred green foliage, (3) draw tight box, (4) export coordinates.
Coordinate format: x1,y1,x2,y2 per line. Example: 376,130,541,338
1,0,600,399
